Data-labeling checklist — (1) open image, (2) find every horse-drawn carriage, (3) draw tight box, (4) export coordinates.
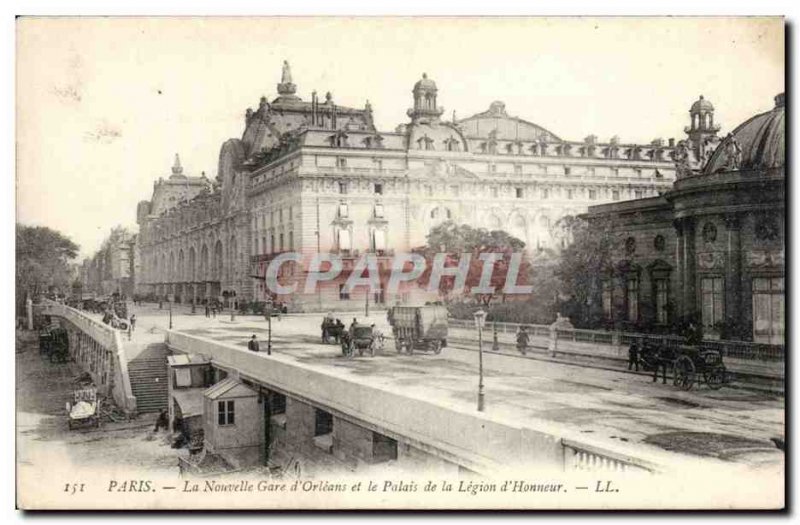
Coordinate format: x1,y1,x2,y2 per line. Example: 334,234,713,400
638,341,727,391
388,305,448,355
340,324,384,358
321,317,345,344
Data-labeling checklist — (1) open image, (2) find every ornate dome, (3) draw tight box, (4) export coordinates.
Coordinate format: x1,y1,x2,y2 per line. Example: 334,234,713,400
703,93,784,175
691,95,714,113
414,73,437,92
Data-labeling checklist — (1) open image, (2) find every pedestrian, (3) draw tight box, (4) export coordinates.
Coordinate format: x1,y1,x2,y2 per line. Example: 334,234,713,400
205,304,210,318
652,343,670,384
153,409,169,432
516,326,530,355
247,335,260,352
627,340,640,371
212,304,217,318
130,314,136,332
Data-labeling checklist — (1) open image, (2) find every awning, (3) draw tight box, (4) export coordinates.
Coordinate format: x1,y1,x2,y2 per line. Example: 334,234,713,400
172,388,205,418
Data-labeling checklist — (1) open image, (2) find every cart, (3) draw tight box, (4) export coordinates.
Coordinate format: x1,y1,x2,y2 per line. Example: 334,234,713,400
637,342,727,391
388,305,448,355
340,324,382,357
67,385,101,430
672,345,727,391
321,317,345,344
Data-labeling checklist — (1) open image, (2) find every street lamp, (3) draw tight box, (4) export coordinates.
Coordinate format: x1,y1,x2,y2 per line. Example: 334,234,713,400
168,297,173,330
474,309,487,412
265,303,273,355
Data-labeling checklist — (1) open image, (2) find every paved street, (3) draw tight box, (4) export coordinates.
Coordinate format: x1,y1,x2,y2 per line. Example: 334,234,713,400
124,303,784,470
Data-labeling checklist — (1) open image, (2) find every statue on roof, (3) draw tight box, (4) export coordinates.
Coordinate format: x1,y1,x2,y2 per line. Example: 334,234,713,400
282,60,292,84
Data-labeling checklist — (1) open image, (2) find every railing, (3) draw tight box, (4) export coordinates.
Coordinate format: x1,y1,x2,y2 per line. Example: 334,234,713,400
448,317,784,362
562,439,658,474
39,299,138,414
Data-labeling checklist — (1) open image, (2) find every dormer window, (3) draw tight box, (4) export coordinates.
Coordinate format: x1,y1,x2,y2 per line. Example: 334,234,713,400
330,132,348,148
417,135,435,151
444,137,461,152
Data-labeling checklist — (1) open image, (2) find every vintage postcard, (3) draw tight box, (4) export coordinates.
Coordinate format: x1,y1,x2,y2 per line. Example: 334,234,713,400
15,16,785,510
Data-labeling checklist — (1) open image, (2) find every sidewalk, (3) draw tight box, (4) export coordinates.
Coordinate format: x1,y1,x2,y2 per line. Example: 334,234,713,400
448,327,785,387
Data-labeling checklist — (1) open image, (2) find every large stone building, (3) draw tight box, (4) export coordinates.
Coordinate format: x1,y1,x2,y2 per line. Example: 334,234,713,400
136,61,679,311
81,226,137,297
584,93,785,344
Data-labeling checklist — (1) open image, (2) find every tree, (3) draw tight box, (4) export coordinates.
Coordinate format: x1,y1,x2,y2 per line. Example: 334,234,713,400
554,215,616,326
16,224,80,308
415,221,530,305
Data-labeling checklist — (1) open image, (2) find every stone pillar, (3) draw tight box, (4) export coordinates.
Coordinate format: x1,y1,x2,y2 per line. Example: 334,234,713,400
677,217,697,319
724,214,743,332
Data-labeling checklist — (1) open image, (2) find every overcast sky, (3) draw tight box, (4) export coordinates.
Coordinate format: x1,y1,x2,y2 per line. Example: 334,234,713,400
16,17,784,258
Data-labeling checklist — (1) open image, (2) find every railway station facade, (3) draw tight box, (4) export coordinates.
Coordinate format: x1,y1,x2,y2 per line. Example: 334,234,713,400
135,61,679,311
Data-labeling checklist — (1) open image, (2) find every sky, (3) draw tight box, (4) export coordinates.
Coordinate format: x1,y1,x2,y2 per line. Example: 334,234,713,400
16,17,784,259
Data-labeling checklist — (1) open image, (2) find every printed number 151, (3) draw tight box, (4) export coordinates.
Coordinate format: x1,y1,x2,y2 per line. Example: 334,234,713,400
64,483,85,495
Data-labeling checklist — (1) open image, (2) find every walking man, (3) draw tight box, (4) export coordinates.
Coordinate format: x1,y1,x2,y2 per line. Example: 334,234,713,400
247,335,260,352
627,340,639,371
130,314,136,332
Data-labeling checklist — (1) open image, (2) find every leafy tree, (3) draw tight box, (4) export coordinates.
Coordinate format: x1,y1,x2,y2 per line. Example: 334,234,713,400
415,221,531,305
554,215,616,326
16,224,80,308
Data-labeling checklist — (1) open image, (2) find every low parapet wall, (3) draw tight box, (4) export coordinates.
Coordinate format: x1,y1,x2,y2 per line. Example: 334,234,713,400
165,330,664,475
40,301,137,415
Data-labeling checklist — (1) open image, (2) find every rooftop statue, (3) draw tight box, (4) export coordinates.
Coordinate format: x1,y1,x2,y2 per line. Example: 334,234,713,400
281,60,292,84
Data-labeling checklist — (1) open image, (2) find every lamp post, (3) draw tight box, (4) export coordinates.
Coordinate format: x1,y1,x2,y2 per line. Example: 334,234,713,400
168,298,173,330
265,303,273,355
474,309,487,412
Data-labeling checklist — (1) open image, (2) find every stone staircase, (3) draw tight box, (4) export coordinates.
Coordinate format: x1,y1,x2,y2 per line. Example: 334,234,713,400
127,343,170,414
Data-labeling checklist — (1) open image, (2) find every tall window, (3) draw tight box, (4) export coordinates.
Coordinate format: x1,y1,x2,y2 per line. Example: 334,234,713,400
372,229,386,254
655,278,669,324
753,277,784,344
338,202,349,218
612,190,620,201
337,229,351,253
602,280,613,320
374,183,383,195
261,236,266,255
626,276,639,322
338,181,347,194
217,400,235,426
589,189,597,200
516,187,523,199
701,277,724,331
339,283,350,300
374,203,384,218
279,233,284,252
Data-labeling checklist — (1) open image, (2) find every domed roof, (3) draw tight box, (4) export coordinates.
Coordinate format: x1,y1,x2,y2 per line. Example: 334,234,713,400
691,95,714,113
414,73,437,92
702,93,785,175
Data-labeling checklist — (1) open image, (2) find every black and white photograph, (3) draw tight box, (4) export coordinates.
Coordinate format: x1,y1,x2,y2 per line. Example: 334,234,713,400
13,16,785,510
